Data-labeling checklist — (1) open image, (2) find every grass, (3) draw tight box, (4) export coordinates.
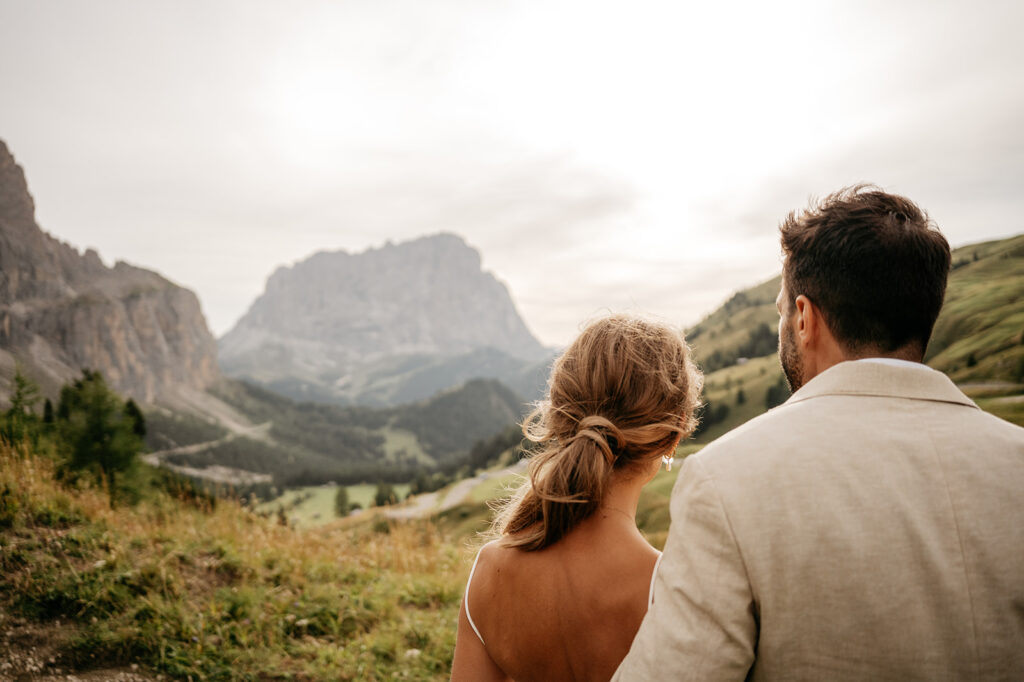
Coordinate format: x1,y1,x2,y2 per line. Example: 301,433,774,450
257,484,412,527
974,395,1024,427
0,441,467,680
379,426,432,466
926,235,1024,384
696,356,788,442
687,276,781,370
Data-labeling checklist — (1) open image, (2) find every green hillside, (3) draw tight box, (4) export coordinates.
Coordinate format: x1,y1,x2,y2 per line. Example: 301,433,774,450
149,377,527,488
685,233,1024,437
686,276,781,373
925,234,1024,383
695,356,789,443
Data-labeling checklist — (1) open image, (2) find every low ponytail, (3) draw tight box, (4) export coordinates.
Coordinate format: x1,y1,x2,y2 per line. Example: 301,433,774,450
489,315,703,551
495,414,621,550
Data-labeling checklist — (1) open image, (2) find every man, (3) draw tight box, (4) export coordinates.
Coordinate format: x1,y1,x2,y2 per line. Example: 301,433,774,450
614,185,1024,681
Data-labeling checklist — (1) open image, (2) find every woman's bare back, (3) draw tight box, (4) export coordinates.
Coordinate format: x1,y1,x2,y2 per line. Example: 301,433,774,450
465,512,660,682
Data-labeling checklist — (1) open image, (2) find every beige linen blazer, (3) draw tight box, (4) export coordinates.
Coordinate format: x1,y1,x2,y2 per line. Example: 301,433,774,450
614,360,1024,681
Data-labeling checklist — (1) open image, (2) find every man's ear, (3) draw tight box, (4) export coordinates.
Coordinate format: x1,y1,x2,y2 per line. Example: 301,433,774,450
793,295,819,348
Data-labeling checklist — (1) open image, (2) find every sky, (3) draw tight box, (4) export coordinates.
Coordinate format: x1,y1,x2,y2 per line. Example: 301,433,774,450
1,0,1022,347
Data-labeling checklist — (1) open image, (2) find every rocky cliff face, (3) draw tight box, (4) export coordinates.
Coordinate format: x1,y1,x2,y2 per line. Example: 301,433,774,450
0,139,219,402
219,234,549,405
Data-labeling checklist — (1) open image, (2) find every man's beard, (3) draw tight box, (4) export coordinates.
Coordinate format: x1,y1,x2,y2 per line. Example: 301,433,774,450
779,321,804,392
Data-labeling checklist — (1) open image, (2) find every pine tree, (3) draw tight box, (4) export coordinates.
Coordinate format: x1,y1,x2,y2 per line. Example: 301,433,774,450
56,370,143,507
3,367,41,443
334,486,350,517
374,482,397,507
123,399,147,438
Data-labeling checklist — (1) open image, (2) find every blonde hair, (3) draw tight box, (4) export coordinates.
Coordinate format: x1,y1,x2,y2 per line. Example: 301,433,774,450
491,314,703,551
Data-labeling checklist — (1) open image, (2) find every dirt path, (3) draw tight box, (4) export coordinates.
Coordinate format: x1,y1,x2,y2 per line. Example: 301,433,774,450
0,615,158,681
384,491,441,520
143,421,272,462
141,421,274,487
383,462,525,520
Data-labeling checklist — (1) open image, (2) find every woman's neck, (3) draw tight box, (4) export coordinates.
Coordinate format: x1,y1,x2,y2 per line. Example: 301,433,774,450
598,469,649,523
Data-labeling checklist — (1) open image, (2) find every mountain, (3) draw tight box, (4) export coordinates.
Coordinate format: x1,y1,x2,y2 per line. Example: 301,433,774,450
219,233,551,405
0,139,534,489
686,232,1024,441
154,376,528,486
0,140,218,403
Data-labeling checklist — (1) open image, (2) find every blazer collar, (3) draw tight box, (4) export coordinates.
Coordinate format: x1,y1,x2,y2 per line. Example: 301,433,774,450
786,359,978,409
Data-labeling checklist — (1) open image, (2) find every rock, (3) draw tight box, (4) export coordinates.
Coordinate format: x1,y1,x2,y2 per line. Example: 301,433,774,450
0,139,219,403
219,233,550,405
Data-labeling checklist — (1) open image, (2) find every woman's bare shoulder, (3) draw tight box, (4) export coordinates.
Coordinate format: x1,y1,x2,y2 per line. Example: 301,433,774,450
472,537,527,577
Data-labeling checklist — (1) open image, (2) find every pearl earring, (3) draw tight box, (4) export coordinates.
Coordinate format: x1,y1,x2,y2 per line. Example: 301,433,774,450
662,454,674,472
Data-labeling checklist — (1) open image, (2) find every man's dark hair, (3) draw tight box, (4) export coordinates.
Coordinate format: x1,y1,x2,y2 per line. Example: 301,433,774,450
780,184,951,356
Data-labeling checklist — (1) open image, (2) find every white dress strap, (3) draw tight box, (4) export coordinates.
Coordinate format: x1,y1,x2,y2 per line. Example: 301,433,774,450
648,552,663,607
464,545,487,646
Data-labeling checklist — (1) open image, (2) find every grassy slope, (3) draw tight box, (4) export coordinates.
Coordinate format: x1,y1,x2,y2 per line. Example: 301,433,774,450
0,442,465,680
685,233,1024,437
686,276,781,369
696,356,788,443
925,234,1024,383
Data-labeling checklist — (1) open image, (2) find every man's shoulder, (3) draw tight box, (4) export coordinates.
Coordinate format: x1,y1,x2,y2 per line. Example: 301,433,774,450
691,383,1024,476
692,398,810,467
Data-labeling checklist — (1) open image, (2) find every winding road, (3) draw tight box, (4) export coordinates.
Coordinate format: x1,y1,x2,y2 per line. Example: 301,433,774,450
384,461,526,519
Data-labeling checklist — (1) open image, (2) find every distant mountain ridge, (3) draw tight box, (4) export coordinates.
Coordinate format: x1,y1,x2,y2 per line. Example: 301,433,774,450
0,139,218,402
155,376,528,486
219,233,552,405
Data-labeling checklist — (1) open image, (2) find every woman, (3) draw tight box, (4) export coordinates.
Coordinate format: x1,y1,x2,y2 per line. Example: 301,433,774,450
451,314,703,681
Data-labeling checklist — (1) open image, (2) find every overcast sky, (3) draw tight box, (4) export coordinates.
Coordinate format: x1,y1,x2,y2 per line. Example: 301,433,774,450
2,0,1022,346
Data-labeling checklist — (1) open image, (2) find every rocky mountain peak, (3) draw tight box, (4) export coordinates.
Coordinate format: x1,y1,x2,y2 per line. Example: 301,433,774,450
224,233,544,361
219,232,549,405
0,139,219,403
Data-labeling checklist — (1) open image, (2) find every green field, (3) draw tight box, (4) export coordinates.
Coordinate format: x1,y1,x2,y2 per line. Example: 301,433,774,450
258,483,412,527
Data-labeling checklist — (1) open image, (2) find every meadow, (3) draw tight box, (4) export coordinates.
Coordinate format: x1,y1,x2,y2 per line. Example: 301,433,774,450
0,441,465,680
259,484,413,528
